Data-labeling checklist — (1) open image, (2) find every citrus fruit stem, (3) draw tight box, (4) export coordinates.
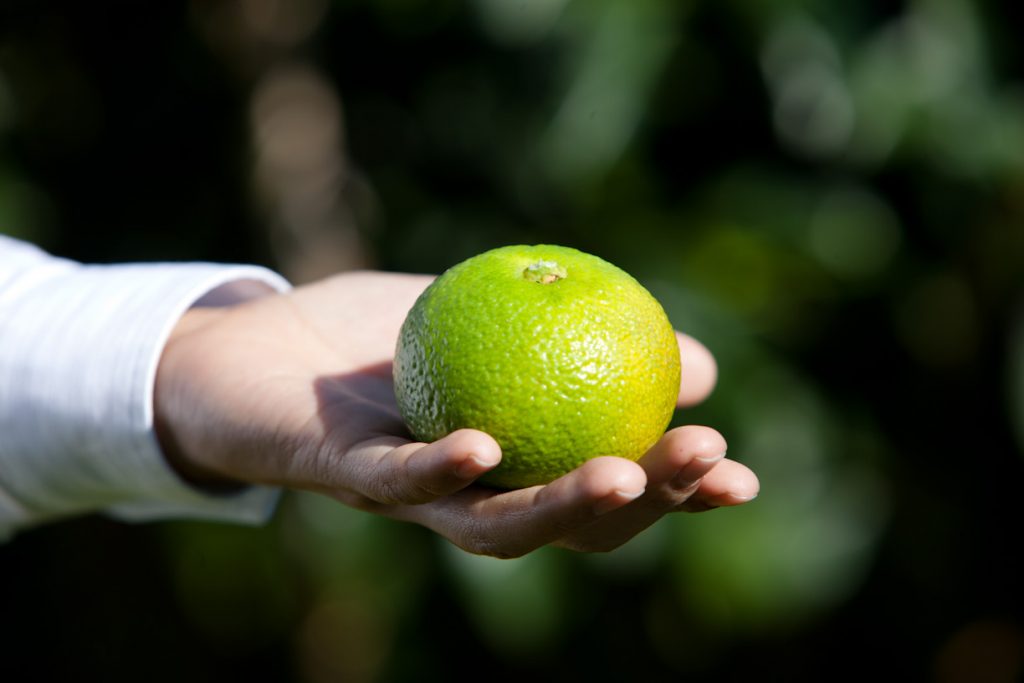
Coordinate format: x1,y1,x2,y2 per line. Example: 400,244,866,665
523,261,567,284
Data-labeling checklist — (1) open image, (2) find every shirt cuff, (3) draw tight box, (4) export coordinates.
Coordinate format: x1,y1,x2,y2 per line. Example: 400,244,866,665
0,256,291,537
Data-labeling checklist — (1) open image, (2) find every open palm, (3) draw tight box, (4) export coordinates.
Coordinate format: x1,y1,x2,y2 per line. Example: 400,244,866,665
155,271,759,557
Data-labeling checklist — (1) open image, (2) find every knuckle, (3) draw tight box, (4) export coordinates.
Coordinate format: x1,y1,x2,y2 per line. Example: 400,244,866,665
371,472,410,505
373,472,445,505
456,522,526,559
351,458,406,504
302,437,337,488
645,480,701,511
371,449,449,505
405,476,447,504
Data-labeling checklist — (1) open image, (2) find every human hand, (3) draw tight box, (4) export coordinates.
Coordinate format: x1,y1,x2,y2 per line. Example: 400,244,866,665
155,272,759,557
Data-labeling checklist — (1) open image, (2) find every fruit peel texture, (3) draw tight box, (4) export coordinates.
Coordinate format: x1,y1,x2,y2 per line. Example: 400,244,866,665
393,244,681,489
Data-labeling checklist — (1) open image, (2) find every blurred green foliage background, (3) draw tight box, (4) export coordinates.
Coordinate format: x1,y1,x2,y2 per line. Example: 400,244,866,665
2,0,1023,680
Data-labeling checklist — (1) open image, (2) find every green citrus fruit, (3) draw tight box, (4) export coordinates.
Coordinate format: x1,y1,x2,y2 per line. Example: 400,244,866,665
393,244,680,489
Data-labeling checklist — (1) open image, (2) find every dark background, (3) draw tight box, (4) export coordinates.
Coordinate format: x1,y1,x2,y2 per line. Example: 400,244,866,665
2,1,1023,681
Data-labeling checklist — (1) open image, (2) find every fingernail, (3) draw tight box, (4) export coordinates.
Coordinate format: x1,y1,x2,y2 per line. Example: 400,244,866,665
671,451,726,489
694,450,727,464
455,453,499,479
708,491,758,506
593,488,645,516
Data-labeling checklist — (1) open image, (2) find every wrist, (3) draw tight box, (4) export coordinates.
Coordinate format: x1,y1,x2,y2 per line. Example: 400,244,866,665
154,306,244,493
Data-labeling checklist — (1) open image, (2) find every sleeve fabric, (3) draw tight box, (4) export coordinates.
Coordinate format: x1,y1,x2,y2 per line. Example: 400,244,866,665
0,235,291,541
